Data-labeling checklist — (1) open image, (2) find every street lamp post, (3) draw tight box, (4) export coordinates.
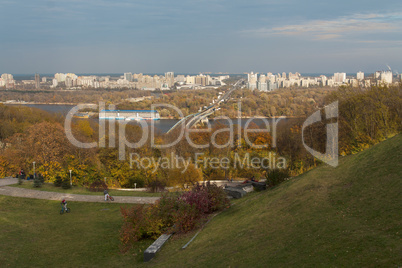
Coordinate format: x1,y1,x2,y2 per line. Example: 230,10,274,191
33,162,36,179
69,170,72,186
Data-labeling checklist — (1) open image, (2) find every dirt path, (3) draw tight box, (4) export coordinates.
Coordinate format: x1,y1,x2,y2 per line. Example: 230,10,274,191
0,178,158,204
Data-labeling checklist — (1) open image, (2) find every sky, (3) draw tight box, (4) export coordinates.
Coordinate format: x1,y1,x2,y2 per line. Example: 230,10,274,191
1,0,402,74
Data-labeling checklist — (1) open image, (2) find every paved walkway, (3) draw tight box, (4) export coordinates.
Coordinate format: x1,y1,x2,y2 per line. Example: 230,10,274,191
0,177,158,204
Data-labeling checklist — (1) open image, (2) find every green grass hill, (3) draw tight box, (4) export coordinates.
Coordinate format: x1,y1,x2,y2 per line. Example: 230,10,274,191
150,135,402,267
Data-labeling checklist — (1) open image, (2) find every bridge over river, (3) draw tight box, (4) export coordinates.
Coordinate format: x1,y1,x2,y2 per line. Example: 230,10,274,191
167,79,244,134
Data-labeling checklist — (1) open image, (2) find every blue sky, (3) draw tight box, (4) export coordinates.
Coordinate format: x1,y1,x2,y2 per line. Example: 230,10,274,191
1,0,402,74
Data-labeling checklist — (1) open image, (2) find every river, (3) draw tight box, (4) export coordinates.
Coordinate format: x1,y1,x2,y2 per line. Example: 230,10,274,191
6,104,290,133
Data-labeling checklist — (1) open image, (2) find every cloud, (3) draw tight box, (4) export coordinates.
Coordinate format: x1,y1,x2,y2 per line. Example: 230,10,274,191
315,34,342,40
243,12,402,40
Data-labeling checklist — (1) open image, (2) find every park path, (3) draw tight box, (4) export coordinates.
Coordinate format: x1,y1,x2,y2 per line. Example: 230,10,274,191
0,178,158,204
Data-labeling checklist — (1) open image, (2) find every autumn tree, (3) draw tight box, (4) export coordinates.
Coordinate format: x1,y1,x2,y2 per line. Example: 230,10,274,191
167,164,203,188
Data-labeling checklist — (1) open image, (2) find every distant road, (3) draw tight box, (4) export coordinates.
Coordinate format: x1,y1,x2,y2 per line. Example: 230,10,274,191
167,79,244,133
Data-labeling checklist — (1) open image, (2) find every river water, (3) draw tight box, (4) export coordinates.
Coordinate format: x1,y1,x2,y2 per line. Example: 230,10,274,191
7,104,290,133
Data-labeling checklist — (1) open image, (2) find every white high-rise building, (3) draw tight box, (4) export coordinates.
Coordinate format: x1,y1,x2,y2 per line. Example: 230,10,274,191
267,73,276,83
267,80,278,91
186,75,195,84
1,74,15,88
55,73,66,82
350,79,359,87
66,73,77,80
65,77,73,88
1,73,13,81
357,71,364,81
257,74,267,91
247,72,258,83
258,82,268,91
124,72,133,82
334,72,346,83
289,72,300,79
176,75,185,83
165,72,175,87
320,75,327,86
247,72,258,90
380,71,392,84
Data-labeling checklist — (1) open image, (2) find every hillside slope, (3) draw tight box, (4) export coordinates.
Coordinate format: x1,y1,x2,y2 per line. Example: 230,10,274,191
150,135,402,267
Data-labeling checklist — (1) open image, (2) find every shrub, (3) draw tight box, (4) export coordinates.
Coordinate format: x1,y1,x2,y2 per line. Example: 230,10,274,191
61,179,72,189
173,202,200,232
54,176,63,187
88,180,108,192
18,175,23,185
120,205,165,253
33,177,42,188
204,182,231,212
156,192,181,227
120,182,230,252
121,176,145,189
38,173,45,184
265,168,289,188
105,178,122,189
179,186,210,215
147,179,166,193
120,206,144,252
181,182,230,215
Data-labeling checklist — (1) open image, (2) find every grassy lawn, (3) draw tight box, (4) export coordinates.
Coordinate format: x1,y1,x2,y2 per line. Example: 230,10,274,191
0,196,154,267
9,181,162,197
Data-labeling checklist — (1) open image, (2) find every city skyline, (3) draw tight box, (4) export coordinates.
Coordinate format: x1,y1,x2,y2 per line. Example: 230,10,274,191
1,0,402,74
3,70,399,91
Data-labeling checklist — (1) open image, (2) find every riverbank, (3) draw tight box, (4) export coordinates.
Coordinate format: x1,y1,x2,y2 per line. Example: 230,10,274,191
1,101,92,106
1,102,303,122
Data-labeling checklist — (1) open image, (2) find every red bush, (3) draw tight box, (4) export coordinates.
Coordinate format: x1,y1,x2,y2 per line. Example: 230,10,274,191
120,182,230,252
179,187,210,215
